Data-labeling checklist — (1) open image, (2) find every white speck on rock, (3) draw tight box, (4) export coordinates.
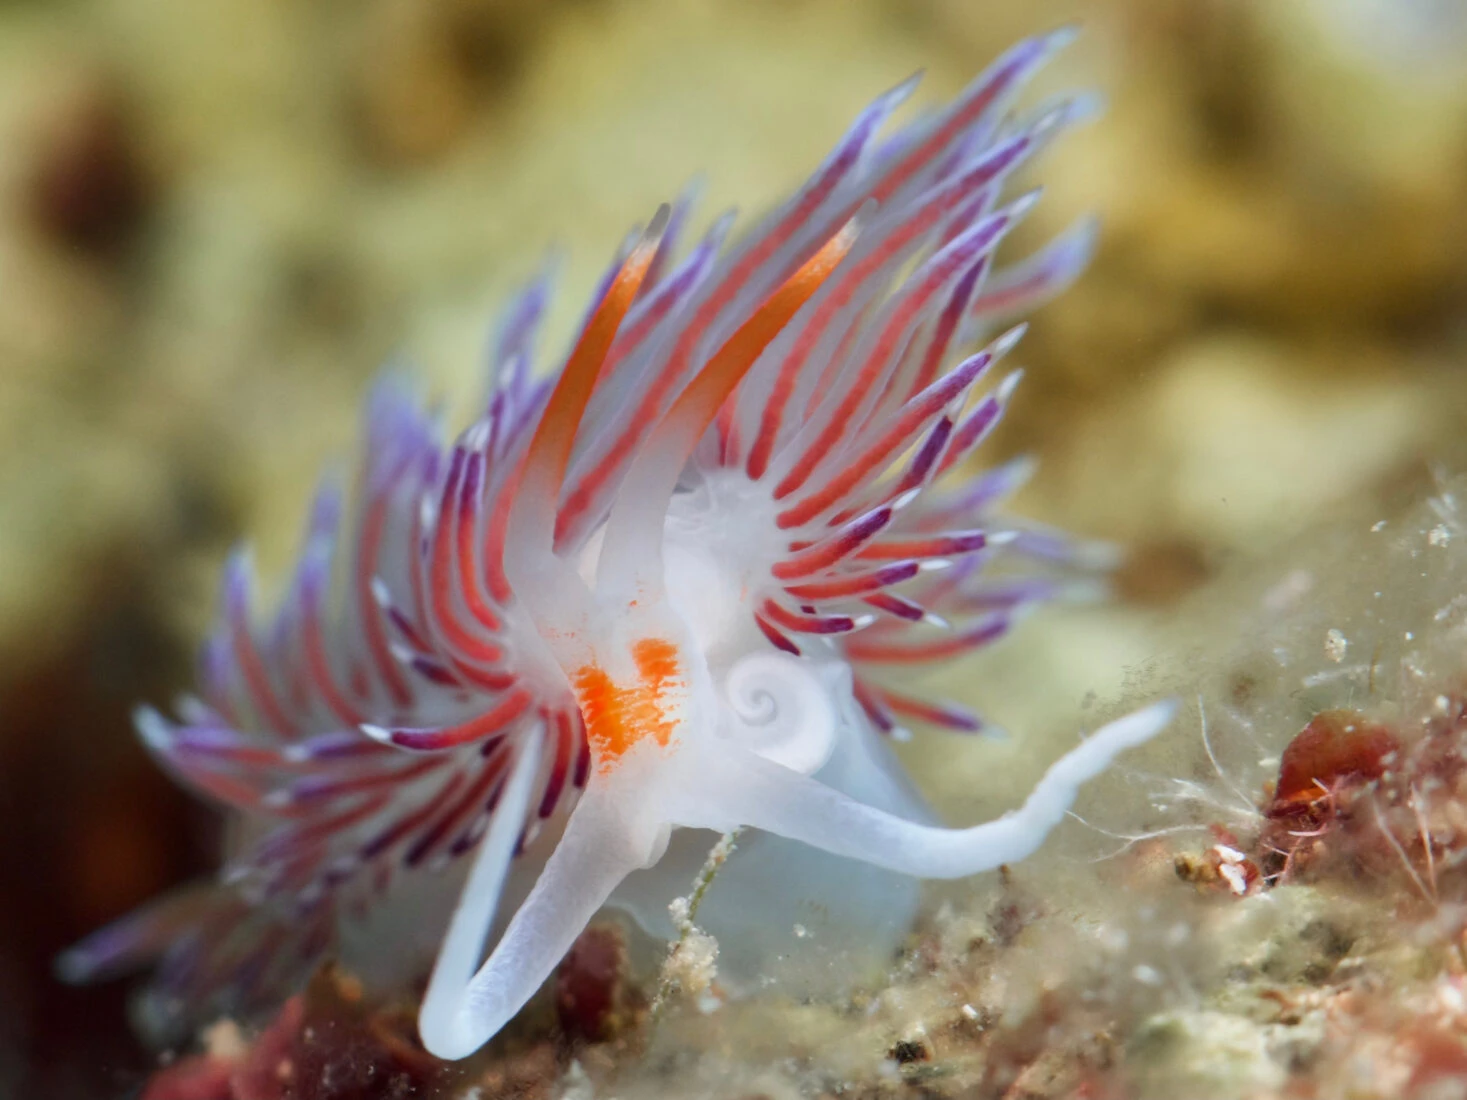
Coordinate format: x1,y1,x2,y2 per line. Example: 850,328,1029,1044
557,1061,594,1100
1133,964,1164,986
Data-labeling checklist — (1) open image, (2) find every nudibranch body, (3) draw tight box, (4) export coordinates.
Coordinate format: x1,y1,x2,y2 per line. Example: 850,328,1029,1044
61,29,1176,1061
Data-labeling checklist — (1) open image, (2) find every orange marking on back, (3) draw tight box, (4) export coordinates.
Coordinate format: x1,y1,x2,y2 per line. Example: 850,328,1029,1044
573,637,683,774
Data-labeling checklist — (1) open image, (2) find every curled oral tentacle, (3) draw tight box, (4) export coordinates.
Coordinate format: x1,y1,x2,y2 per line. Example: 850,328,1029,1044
721,652,840,774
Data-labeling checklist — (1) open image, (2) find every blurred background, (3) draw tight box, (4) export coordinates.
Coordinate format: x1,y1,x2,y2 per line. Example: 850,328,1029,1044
4,0,1467,1094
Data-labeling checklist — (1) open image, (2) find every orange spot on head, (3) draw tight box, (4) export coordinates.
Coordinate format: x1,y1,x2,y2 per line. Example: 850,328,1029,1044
573,637,684,775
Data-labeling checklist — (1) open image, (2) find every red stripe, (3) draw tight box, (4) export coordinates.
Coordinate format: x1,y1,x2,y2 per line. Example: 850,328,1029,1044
771,506,893,580
405,747,512,867
359,772,466,860
936,393,1005,477
783,560,919,600
867,36,1048,206
280,756,445,805
773,212,1011,502
854,530,987,561
300,567,365,727
227,566,300,737
456,452,503,632
845,617,1008,662
877,685,982,732
744,191,964,481
779,348,992,528
760,599,857,635
428,451,505,664
863,592,926,622
380,688,533,751
754,612,802,655
557,113,872,539
911,255,987,396
514,209,668,557
851,676,896,733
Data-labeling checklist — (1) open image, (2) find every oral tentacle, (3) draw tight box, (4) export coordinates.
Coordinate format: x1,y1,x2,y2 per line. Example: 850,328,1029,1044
418,732,544,1060
419,734,645,1060
672,701,1177,877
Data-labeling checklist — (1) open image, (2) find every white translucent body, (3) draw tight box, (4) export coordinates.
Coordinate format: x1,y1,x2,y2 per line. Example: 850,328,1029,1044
417,474,1176,1059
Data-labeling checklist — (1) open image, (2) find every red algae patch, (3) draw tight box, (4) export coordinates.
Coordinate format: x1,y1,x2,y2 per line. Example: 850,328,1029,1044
1266,709,1400,815
554,922,642,1043
140,971,451,1100
1173,693,1467,908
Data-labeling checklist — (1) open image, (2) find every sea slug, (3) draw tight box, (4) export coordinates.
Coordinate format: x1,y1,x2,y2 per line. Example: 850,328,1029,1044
60,28,1175,1061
